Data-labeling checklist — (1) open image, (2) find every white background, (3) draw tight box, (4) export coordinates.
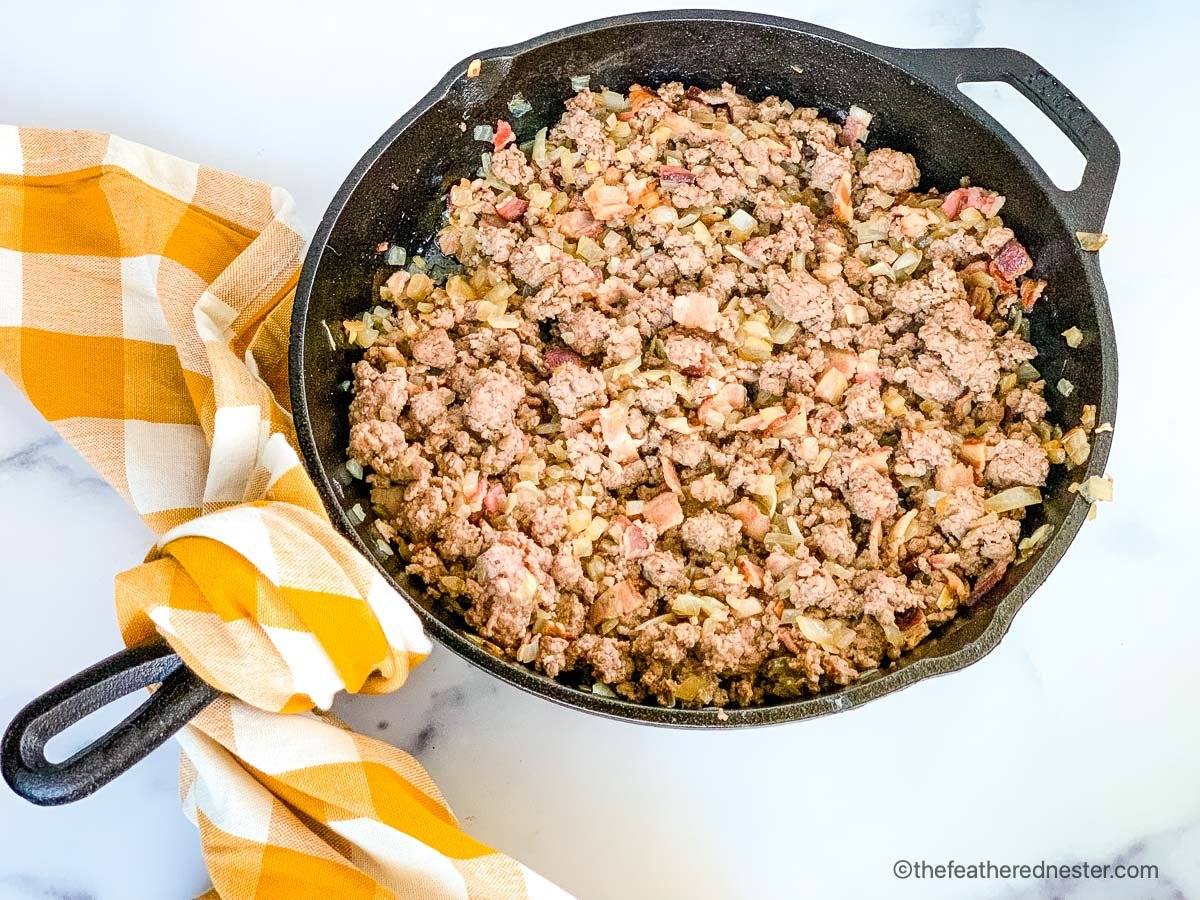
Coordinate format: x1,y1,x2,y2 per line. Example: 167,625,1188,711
1,1,1197,898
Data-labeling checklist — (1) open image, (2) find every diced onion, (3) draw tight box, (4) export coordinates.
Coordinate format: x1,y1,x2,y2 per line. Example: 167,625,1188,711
726,244,763,269
1062,427,1091,466
1077,474,1114,503
983,485,1042,513
385,245,407,266
786,614,857,654
347,503,367,525
345,459,363,479
602,89,629,111
1056,378,1074,397
1017,523,1054,556
1076,231,1108,251
854,218,889,244
507,92,532,118
472,124,495,143
892,248,923,277
728,208,757,233
1062,326,1083,348
531,127,548,166
569,74,591,91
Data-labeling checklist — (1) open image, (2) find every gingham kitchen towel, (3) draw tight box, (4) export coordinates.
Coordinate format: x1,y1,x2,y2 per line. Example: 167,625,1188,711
0,127,569,900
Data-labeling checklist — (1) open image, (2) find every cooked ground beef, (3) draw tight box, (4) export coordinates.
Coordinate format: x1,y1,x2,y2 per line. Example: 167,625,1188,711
346,81,1084,709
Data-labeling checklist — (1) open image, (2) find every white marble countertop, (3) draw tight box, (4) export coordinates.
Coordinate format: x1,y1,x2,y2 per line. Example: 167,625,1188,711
1,1,1196,898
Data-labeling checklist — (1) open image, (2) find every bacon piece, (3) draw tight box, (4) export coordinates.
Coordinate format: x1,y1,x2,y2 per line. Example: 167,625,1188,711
727,497,770,542
992,238,1033,281
482,483,506,518
642,491,685,532
590,579,643,623
838,105,874,148
986,261,1017,295
617,110,635,122
543,347,583,371
967,560,1009,606
1019,278,1047,311
832,171,853,224
698,383,747,420
825,348,859,377
556,209,600,238
658,164,696,184
492,119,514,150
495,195,528,222
620,522,655,559
766,406,807,438
671,292,720,332
941,186,1005,220
662,111,700,135
736,557,764,589
583,181,634,220
628,85,656,111
934,462,975,492
941,188,968,220
971,187,1006,218
853,349,881,386
959,439,987,473
661,456,683,494
895,606,926,631
927,552,961,570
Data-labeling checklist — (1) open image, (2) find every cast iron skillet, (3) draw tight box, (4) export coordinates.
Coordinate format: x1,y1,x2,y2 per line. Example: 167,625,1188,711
2,10,1118,806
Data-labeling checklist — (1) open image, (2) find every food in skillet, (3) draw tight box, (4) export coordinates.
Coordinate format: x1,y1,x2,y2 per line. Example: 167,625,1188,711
343,80,1099,708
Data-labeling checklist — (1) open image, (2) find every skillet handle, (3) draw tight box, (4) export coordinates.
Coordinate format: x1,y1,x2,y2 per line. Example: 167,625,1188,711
1,642,220,806
896,46,1119,233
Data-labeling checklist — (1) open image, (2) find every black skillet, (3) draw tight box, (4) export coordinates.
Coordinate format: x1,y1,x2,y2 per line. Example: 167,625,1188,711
2,10,1118,806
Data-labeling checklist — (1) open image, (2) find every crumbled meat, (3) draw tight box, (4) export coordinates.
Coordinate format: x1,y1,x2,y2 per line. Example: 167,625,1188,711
680,511,742,555
811,522,857,564
463,370,523,440
765,269,835,332
490,146,534,186
349,363,408,424
547,363,607,418
843,464,899,522
410,328,455,369
958,518,1021,576
985,438,1050,488
640,551,687,590
350,82,1075,709
859,148,920,193
936,486,986,541
664,333,711,374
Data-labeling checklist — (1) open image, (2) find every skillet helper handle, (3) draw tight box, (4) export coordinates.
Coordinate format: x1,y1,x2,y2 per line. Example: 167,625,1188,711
897,46,1120,233
1,642,221,806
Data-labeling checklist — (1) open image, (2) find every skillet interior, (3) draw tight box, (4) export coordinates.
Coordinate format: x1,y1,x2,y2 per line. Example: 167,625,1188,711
291,11,1116,726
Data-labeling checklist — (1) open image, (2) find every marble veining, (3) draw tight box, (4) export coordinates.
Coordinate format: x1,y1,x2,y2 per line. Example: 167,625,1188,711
2,1,1197,898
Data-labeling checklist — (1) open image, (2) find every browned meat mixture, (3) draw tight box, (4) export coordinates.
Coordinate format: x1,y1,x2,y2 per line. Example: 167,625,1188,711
345,81,1096,708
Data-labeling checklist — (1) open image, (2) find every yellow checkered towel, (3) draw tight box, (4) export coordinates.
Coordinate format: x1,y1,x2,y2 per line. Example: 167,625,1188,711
0,127,569,900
